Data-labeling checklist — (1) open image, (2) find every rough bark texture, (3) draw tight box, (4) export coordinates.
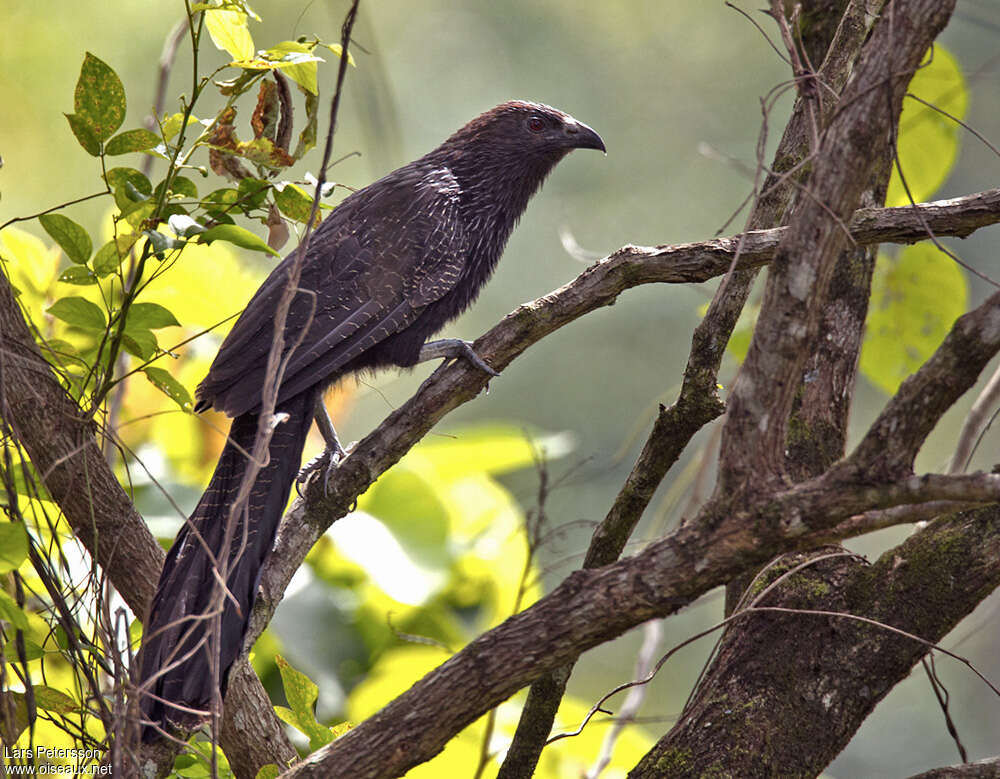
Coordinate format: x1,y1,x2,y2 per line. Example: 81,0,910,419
632,507,1000,777
498,1,864,771
718,0,958,493
643,0,974,775
909,757,1000,778
271,294,1000,776
6,1,999,772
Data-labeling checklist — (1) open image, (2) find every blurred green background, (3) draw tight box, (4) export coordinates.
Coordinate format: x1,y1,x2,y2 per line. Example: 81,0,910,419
3,1,999,775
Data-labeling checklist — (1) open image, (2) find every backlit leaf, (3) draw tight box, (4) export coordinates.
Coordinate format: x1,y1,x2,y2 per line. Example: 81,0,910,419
0,523,28,574
0,590,29,631
161,112,199,142
205,8,255,61
887,46,968,207
860,244,968,395
274,655,336,751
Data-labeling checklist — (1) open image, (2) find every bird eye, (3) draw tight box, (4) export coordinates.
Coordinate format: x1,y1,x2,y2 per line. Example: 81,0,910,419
527,116,545,133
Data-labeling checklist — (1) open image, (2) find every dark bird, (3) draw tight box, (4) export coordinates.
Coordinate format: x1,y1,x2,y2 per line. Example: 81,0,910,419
137,100,604,738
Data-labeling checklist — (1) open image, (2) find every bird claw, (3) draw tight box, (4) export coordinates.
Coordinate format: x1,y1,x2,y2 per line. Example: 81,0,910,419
455,340,499,377
296,443,353,497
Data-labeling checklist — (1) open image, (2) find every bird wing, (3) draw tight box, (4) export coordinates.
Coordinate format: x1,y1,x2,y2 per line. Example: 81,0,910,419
197,166,468,416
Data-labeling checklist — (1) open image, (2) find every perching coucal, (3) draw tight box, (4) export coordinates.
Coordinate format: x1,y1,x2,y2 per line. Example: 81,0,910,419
138,100,605,738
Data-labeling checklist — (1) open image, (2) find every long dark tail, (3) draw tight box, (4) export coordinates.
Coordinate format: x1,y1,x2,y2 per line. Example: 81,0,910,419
138,388,317,739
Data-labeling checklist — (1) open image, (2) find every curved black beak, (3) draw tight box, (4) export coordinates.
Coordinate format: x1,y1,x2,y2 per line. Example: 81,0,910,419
563,117,606,153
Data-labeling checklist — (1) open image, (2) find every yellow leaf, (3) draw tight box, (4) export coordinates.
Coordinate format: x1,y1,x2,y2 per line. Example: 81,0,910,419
205,8,255,62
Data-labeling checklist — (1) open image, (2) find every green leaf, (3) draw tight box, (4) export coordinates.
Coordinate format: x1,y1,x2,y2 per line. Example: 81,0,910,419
37,339,80,371
860,244,969,395
155,175,199,201
0,590,29,631
33,686,78,715
129,302,180,330
254,766,280,779
0,523,29,574
58,265,98,285
0,690,30,745
2,460,50,501
199,224,279,256
106,167,152,195
106,128,160,156
64,113,100,156
92,239,125,277
162,112,198,142
887,46,968,207
48,296,107,330
0,638,46,662
73,52,126,142
238,177,271,211
275,655,336,751
122,198,156,229
107,167,153,211
293,90,319,161
122,329,158,360
205,8,255,61
143,366,192,410
203,187,240,220
274,183,315,223
39,213,92,264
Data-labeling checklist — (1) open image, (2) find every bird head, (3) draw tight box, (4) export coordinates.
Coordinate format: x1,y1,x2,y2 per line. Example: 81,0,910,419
447,100,606,163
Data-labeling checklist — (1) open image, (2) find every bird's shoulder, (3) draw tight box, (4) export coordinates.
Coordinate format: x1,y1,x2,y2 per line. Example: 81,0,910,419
301,162,467,297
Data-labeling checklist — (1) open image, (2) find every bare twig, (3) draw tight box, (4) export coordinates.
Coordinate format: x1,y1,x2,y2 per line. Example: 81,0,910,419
949,362,1000,473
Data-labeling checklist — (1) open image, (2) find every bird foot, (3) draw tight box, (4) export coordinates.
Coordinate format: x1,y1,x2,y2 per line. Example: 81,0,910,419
419,338,499,377
454,340,500,377
296,443,354,496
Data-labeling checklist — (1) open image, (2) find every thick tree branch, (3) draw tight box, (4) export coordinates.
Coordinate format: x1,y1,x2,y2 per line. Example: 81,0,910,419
0,272,295,778
908,756,1000,778
272,253,998,777
633,505,1000,777
718,0,958,492
4,179,996,776
499,1,870,764
844,289,1000,481
246,187,1000,673
276,460,1000,778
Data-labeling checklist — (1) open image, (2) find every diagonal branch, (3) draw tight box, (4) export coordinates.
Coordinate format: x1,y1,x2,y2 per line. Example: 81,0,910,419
500,3,882,767
846,288,1000,481
250,186,1000,652
0,273,296,778
3,186,997,777
269,216,999,778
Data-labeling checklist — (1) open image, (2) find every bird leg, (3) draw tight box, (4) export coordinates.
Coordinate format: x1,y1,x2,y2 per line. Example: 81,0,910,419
418,338,499,377
296,398,350,495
